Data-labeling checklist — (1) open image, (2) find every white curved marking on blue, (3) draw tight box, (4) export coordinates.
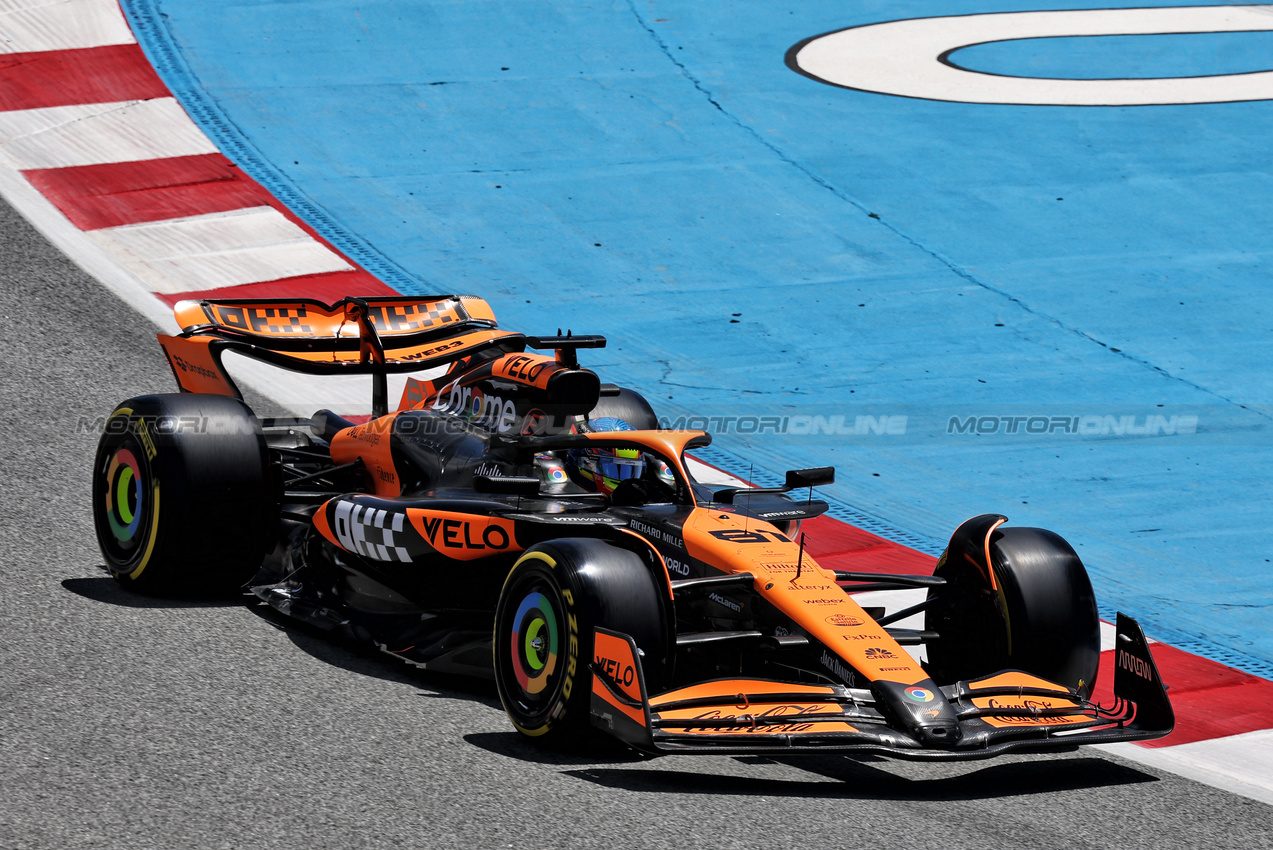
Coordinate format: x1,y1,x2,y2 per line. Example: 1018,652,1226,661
794,6,1273,105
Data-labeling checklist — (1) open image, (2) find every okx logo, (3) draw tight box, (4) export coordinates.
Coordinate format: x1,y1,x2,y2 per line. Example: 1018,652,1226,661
333,502,412,563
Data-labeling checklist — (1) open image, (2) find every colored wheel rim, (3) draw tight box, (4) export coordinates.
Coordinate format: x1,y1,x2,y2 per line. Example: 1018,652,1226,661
104,447,144,548
93,420,155,572
496,557,577,736
509,588,560,700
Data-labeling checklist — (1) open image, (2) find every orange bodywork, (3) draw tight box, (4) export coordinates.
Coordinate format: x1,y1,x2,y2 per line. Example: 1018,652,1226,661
174,295,486,339
165,296,520,384
967,672,1089,728
243,327,511,366
680,507,929,687
413,351,585,412
405,509,522,561
592,630,650,727
330,415,401,496
489,352,560,390
157,334,238,396
650,679,859,736
533,427,928,689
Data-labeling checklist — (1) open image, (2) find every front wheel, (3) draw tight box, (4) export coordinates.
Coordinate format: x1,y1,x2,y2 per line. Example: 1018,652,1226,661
924,521,1100,697
493,539,669,745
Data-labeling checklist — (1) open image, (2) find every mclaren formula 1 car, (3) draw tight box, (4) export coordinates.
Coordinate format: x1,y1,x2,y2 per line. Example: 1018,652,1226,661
92,295,1173,759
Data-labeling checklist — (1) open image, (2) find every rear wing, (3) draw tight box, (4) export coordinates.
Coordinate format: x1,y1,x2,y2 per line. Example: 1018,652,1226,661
157,295,523,415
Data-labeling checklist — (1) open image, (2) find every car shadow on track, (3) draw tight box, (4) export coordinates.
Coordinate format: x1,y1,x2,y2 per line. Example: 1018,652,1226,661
245,597,507,710
466,730,652,766
65,572,509,709
61,575,244,608
469,729,1162,798
556,754,1160,801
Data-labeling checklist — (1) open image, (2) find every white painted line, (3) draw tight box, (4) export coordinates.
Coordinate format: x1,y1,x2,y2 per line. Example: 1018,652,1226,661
685,456,747,488
0,162,376,415
0,99,217,169
92,206,308,256
0,0,134,54
793,6,1273,106
1102,731,1273,807
1101,619,1117,652
0,139,175,328
87,206,355,292
118,241,355,293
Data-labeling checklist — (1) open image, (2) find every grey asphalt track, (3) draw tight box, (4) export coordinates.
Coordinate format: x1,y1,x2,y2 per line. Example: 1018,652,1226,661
2,192,1271,849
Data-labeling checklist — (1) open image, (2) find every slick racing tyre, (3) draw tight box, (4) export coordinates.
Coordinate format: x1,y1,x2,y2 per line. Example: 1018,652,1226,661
924,526,1100,697
590,387,657,430
92,393,276,595
493,539,669,745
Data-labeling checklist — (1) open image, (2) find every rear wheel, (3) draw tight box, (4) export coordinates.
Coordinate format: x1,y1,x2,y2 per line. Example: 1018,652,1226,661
92,393,276,595
493,539,669,744
924,525,1100,697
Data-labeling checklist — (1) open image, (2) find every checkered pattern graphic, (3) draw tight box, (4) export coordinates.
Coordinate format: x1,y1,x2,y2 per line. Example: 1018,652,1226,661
369,299,465,334
255,306,311,334
211,304,313,335
332,502,412,563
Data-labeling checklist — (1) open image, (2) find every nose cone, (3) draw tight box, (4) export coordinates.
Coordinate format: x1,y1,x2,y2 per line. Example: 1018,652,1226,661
874,679,962,746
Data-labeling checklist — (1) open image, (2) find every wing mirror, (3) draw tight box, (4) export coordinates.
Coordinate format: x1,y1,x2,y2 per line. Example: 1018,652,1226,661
785,467,835,489
714,466,836,504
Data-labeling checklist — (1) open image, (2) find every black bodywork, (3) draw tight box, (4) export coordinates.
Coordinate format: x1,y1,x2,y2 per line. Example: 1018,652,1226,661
253,404,826,683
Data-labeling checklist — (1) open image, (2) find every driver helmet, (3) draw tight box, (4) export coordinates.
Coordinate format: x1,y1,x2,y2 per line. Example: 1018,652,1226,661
567,416,644,495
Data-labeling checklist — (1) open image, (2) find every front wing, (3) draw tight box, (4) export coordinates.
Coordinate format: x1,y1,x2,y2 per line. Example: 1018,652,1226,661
589,613,1174,760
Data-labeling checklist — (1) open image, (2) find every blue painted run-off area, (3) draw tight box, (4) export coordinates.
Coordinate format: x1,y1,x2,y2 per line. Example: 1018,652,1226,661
122,0,1273,677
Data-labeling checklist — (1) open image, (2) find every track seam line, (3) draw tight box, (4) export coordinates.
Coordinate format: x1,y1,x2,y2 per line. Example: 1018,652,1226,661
624,1,1265,417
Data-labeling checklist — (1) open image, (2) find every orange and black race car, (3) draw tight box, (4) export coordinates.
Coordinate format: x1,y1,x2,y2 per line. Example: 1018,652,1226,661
92,295,1173,759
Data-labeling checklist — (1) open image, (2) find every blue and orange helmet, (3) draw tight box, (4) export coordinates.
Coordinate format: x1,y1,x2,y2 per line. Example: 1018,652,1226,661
567,417,644,495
